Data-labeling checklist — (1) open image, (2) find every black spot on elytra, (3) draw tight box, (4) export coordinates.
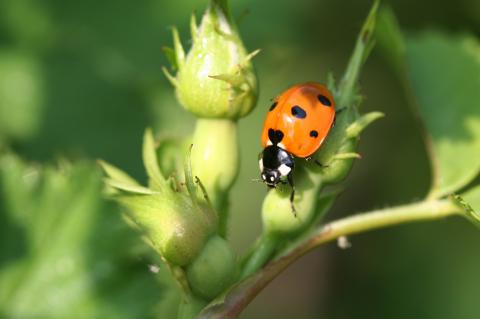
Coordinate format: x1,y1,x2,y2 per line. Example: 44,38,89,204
291,105,306,118
310,130,318,138
269,101,278,111
268,128,284,144
317,94,332,106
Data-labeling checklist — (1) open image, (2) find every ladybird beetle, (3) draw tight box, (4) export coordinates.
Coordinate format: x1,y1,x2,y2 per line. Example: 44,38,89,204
259,82,338,212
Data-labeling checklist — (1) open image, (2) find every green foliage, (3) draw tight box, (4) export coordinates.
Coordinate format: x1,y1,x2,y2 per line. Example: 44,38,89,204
0,1,479,319
0,51,43,141
407,33,480,197
0,0,55,50
378,9,480,198
0,153,164,318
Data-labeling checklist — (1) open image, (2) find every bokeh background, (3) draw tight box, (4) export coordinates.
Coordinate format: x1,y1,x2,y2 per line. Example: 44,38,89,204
0,0,479,318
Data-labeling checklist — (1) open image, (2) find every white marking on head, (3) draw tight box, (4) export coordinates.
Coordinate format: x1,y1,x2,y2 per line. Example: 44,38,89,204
269,176,274,182
278,164,291,177
267,140,273,146
261,173,266,180
258,158,264,171
278,142,285,149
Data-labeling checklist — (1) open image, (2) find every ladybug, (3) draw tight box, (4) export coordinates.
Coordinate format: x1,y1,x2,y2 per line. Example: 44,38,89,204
259,82,339,211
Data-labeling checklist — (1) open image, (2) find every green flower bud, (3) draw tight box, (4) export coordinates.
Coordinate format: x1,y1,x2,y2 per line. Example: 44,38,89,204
262,165,323,236
100,129,217,266
163,0,259,119
186,235,236,299
116,190,215,266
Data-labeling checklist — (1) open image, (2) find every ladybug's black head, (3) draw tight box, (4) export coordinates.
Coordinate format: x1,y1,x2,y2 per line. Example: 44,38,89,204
259,145,294,187
261,169,281,187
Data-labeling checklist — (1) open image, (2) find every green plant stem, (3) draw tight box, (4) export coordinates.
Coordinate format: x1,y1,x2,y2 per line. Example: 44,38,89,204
240,234,278,279
190,119,239,237
197,198,462,319
166,262,193,298
178,295,207,319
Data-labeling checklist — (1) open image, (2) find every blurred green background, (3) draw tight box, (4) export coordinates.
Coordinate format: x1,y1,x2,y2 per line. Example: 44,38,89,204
0,0,479,318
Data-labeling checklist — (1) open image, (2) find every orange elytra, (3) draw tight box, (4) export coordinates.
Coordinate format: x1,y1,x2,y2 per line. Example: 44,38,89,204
258,82,338,212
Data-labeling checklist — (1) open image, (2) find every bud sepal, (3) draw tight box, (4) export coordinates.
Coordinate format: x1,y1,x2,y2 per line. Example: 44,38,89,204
100,129,217,266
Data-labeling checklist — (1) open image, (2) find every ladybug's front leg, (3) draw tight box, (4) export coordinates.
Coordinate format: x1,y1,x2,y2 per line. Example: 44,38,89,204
305,156,329,168
287,173,297,216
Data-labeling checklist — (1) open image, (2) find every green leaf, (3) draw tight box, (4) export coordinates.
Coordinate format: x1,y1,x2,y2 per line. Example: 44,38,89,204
463,185,480,213
377,9,480,198
98,160,141,187
0,50,44,141
407,32,480,197
346,111,385,138
0,153,173,318
104,178,159,195
98,160,158,195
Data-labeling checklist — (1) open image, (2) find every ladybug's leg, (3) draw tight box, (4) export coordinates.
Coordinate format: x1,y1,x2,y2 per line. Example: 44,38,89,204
306,156,329,168
287,173,297,216
314,159,328,168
